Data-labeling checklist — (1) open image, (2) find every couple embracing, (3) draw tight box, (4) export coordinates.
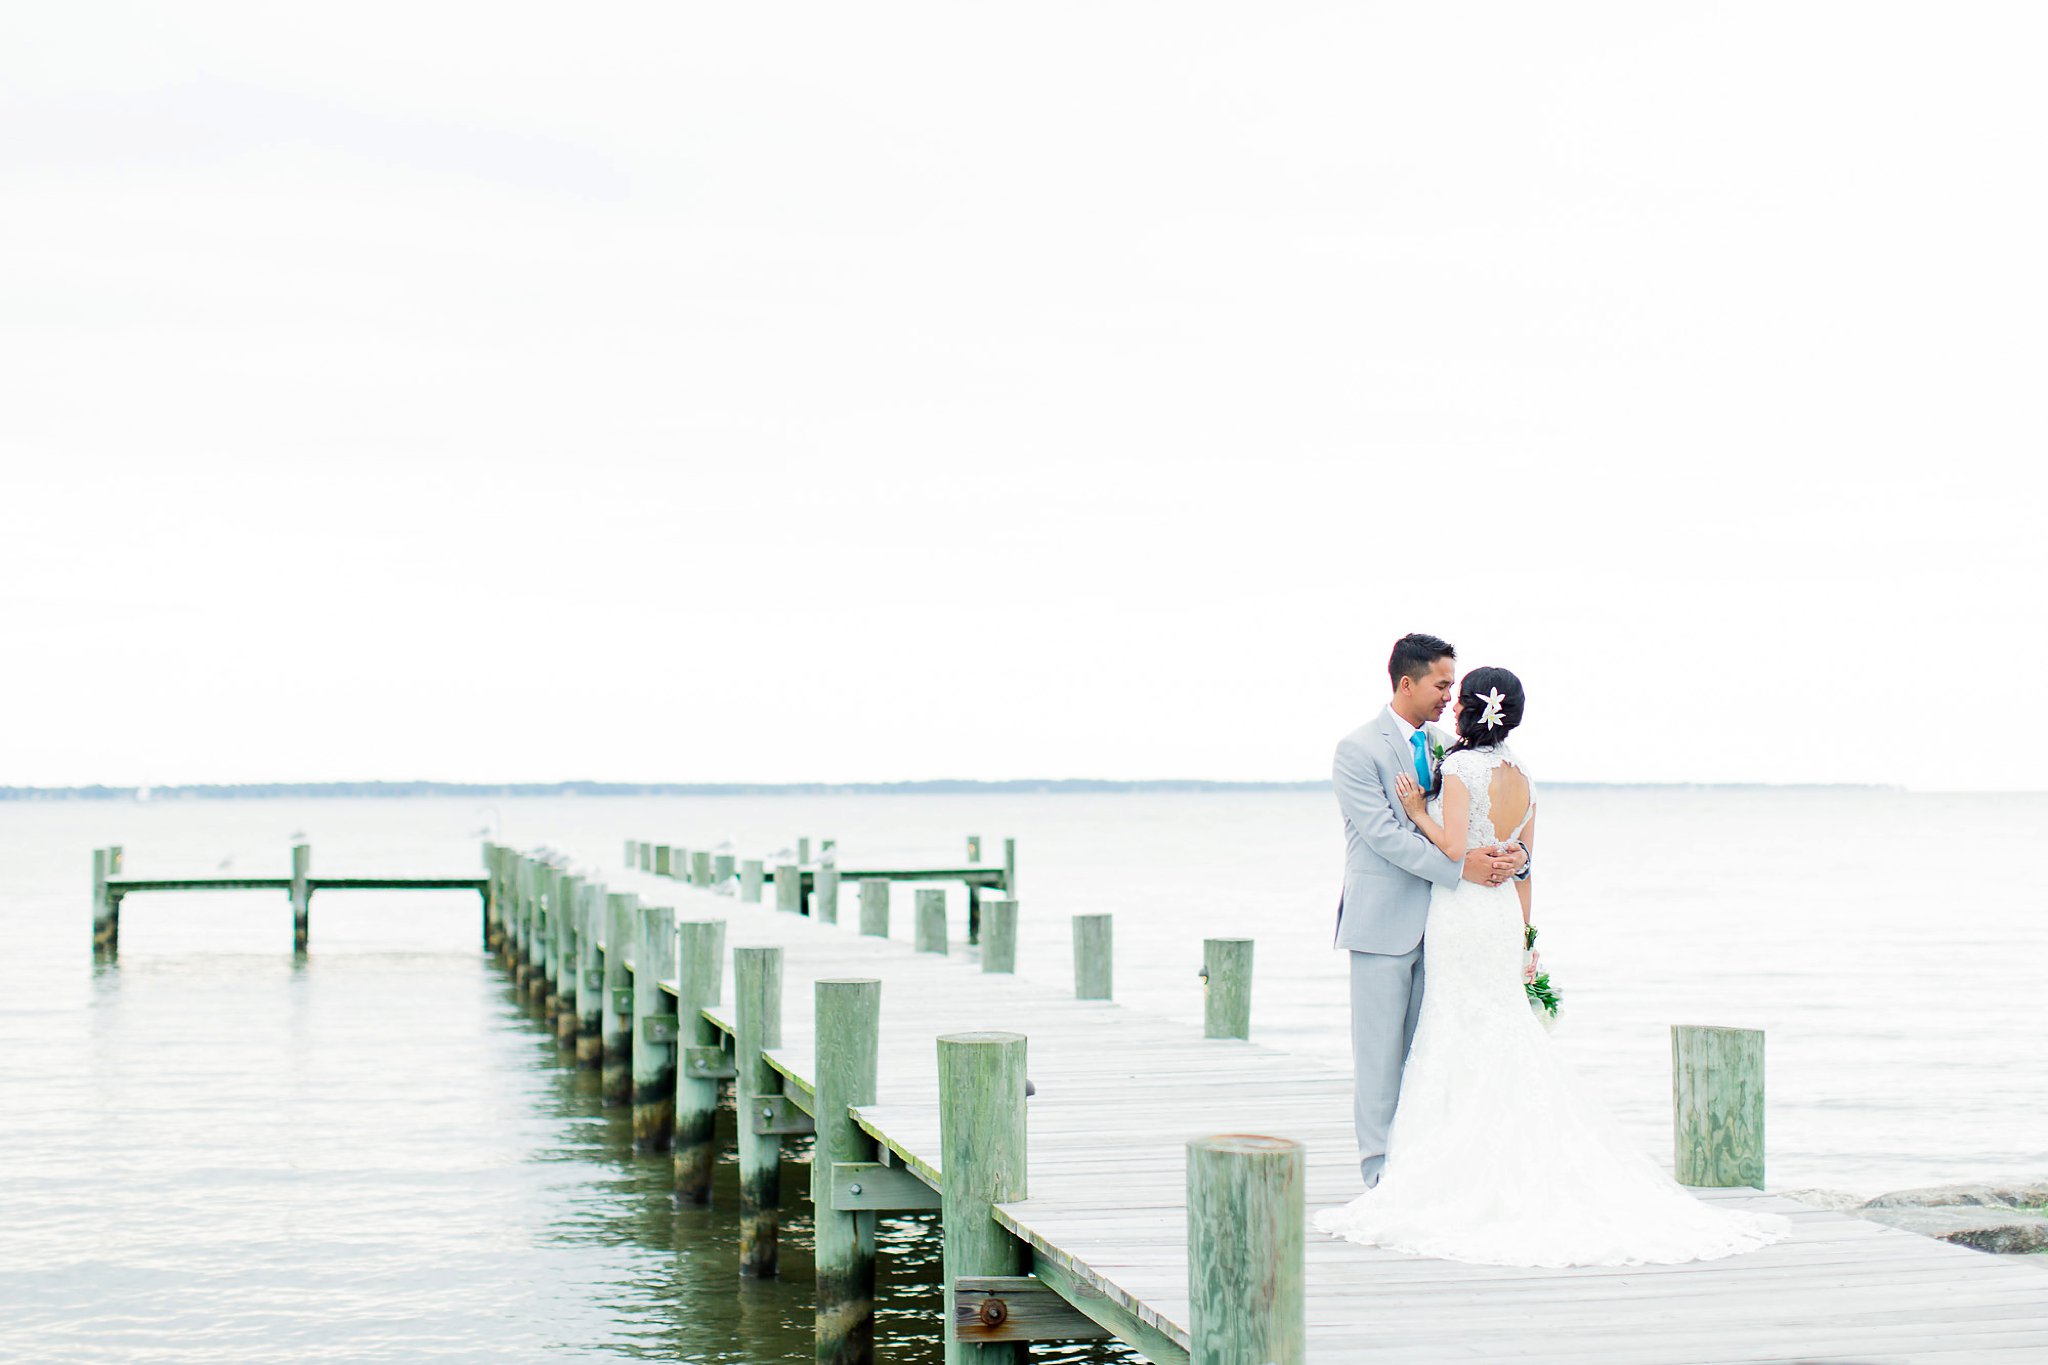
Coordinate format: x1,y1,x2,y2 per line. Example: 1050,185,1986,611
1317,633,1789,1268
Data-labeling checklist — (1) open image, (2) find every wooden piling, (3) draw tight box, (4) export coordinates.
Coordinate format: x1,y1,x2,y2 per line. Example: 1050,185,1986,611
775,862,801,914
654,845,672,877
692,849,713,887
915,888,947,954
552,874,581,1046
813,978,882,1365
631,904,679,1152
937,1031,1029,1365
815,866,840,924
108,845,124,875
740,859,764,903
1186,1135,1305,1365
858,880,889,938
1672,1024,1766,1188
575,882,604,1067
673,918,728,1203
517,858,540,990
966,835,982,863
91,848,116,959
531,864,559,1013
1002,838,1016,894
601,891,638,1106
979,896,1017,974
797,837,811,864
714,852,736,885
1203,938,1253,1040
1072,914,1113,1000
290,843,311,954
734,945,784,1276
623,839,635,867
480,842,499,951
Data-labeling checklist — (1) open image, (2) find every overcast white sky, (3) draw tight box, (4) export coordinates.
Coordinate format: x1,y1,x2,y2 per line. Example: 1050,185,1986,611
4,4,2043,789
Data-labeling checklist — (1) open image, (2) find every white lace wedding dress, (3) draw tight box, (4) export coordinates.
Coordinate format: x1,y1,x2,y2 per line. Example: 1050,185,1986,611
1314,744,1792,1267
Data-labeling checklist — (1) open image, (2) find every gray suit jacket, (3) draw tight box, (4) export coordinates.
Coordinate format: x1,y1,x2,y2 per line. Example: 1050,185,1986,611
1332,709,1464,956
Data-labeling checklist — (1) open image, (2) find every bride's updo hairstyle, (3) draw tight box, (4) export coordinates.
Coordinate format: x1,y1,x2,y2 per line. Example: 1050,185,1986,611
1447,666,1525,756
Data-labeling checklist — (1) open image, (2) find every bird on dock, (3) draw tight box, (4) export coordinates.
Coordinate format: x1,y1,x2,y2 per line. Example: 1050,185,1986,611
217,856,233,870
287,830,307,841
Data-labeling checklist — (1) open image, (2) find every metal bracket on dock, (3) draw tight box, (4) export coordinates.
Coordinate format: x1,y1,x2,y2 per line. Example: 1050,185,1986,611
952,1276,1113,1344
830,1161,941,1212
748,1094,815,1136
640,1015,680,1044
583,969,603,991
683,1045,735,1080
610,988,633,1014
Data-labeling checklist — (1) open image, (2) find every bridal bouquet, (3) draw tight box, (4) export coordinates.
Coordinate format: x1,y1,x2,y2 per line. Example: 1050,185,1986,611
1525,924,1561,1031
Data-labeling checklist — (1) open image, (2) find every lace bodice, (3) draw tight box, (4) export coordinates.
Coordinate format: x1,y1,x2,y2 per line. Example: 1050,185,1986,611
1431,744,1534,846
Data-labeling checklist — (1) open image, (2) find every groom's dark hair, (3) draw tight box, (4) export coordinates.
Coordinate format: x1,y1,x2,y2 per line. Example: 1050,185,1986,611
1388,633,1455,689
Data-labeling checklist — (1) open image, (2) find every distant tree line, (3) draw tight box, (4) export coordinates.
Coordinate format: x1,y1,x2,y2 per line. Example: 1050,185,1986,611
0,778,1332,800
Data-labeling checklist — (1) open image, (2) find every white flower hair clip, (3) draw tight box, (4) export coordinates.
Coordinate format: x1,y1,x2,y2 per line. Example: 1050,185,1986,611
1478,688,1508,729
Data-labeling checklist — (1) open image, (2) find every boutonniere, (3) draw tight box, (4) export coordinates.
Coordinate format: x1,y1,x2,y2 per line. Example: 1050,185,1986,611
1430,741,1446,766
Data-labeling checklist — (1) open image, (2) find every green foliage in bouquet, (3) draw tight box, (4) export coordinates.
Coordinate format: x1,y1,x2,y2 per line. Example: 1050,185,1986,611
1524,923,1560,1016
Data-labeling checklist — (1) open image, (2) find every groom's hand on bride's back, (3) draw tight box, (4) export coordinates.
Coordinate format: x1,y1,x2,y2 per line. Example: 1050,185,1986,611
1462,844,1523,887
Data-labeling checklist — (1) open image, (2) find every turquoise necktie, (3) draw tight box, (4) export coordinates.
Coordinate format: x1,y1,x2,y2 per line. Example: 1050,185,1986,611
1410,730,1430,786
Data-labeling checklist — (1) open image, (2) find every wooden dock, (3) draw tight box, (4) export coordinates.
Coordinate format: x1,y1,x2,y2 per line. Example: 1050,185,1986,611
488,841,2048,1364
90,835,2048,1362
91,843,486,957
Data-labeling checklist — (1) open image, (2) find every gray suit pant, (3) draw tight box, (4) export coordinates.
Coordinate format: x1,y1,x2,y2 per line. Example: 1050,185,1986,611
1350,942,1425,1188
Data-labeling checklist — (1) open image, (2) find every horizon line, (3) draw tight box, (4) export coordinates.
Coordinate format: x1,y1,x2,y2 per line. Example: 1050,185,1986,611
1,778,1909,800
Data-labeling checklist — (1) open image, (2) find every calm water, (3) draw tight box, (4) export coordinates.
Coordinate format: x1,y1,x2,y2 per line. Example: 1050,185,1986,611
4,790,2044,1361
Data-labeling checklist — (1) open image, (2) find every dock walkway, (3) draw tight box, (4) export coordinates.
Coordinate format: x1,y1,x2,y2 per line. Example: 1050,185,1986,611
590,859,2048,1364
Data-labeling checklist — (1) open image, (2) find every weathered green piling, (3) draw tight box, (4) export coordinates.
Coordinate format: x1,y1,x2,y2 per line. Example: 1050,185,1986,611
108,845,124,875
815,866,840,924
797,837,811,864
1672,1024,1766,1187
654,845,672,877
290,843,311,954
692,849,713,887
859,880,889,938
1187,1135,1304,1365
601,890,638,1106
966,835,982,863
503,855,524,976
980,896,1017,974
519,858,542,991
532,865,559,1014
714,852,736,885
1073,914,1113,1000
631,904,678,1152
734,945,784,1276
1203,938,1253,1040
813,978,882,1365
1002,838,1016,894
775,862,801,914
937,1031,1029,1365
673,918,728,1203
638,841,653,871
915,888,947,954
480,842,498,951
740,859,764,903
575,882,604,1067
552,873,581,1046
624,839,635,867
91,848,116,959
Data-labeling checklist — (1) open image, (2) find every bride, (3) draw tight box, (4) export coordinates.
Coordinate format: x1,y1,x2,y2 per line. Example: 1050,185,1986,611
1313,667,1790,1267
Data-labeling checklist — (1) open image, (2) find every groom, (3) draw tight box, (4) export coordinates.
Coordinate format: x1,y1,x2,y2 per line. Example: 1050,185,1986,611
1333,632,1527,1187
